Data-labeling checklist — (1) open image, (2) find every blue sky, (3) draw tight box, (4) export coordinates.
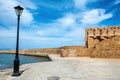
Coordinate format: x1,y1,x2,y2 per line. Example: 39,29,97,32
0,0,120,50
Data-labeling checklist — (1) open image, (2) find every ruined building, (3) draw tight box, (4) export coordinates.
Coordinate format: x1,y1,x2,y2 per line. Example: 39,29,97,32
60,26,120,58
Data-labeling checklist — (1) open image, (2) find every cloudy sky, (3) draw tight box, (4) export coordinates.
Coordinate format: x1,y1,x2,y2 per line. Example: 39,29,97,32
0,0,120,49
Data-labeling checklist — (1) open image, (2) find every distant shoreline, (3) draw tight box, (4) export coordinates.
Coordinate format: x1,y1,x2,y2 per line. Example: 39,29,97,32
0,48,60,57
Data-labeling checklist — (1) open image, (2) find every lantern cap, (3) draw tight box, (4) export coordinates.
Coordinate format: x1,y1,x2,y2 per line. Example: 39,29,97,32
14,5,24,16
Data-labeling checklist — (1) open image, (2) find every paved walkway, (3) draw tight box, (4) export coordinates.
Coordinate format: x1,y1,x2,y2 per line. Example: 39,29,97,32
1,54,120,80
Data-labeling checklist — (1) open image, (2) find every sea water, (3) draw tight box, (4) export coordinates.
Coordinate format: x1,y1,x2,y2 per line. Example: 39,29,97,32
0,53,50,70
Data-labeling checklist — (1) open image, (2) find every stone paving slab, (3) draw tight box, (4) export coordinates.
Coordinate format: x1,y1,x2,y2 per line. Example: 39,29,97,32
1,54,120,80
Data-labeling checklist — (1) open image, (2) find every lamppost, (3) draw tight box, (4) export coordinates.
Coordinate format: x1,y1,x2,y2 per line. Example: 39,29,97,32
12,5,24,76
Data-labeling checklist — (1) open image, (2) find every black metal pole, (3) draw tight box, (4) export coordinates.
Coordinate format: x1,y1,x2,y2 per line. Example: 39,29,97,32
12,15,20,76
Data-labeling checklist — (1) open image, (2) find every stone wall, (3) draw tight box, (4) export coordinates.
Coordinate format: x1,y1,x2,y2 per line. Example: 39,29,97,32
60,26,120,58
60,46,90,57
86,26,120,48
91,36,120,58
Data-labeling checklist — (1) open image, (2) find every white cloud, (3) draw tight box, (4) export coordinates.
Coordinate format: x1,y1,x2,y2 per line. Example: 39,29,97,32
65,27,85,38
81,9,113,24
0,0,114,49
74,0,87,9
0,27,75,49
21,10,33,25
36,27,62,37
73,0,97,9
0,27,16,37
114,0,120,5
56,13,76,28
0,0,34,26
0,10,87,49
34,13,78,38
17,0,37,9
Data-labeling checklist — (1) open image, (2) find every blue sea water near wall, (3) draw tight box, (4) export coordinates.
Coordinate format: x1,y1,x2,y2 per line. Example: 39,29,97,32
0,53,50,70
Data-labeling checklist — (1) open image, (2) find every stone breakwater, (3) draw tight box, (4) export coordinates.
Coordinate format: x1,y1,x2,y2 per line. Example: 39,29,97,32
0,48,60,57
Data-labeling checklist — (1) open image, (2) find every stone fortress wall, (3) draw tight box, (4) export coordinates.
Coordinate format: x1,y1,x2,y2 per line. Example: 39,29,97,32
86,26,120,48
60,26,120,58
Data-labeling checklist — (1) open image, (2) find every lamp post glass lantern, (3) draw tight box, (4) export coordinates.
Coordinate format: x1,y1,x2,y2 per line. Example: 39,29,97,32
12,5,24,76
